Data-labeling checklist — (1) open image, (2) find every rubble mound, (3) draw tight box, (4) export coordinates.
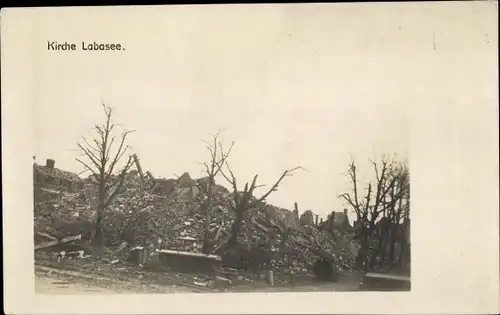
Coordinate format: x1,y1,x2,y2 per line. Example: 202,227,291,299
34,171,360,273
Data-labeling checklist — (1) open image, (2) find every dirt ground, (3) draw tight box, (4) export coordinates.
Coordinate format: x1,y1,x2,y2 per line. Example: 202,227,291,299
35,254,362,294
35,267,194,294
36,275,123,294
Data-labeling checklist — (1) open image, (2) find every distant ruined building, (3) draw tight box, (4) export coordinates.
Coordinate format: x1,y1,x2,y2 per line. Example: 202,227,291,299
299,210,315,226
318,209,352,232
33,158,84,192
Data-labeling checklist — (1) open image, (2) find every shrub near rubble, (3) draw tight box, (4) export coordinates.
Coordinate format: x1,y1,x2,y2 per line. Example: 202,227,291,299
34,170,360,275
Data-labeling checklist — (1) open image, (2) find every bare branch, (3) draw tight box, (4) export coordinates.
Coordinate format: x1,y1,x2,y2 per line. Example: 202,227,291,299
76,158,98,178
88,132,104,156
219,167,232,185
222,162,237,185
81,136,101,155
252,184,267,190
95,125,106,148
208,131,221,141
203,162,211,176
107,130,135,177
338,192,362,220
371,158,389,215
220,162,239,206
212,141,234,177
364,183,372,216
338,192,354,206
370,158,381,182
348,160,361,211
249,166,302,208
211,135,218,168
105,136,116,161
199,134,236,252
76,102,137,245
105,156,134,207
77,143,101,169
246,175,259,199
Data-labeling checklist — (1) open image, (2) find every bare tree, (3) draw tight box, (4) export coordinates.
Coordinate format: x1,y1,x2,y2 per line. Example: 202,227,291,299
76,103,135,248
220,163,303,250
338,156,410,271
197,133,234,254
388,164,410,270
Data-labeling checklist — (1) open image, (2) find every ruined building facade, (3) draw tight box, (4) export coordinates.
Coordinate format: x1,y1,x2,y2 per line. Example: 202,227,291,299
299,210,315,226
33,158,84,192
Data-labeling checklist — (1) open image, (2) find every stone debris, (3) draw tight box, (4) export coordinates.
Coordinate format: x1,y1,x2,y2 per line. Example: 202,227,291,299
212,276,233,290
34,169,361,280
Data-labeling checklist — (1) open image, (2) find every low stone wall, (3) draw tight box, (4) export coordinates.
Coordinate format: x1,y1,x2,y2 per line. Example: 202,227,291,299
158,249,222,274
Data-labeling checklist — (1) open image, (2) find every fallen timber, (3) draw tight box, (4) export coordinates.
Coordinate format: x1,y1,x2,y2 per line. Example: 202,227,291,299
35,234,82,250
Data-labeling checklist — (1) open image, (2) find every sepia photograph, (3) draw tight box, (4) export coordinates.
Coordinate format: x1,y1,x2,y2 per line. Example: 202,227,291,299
2,2,498,314
30,5,411,294
33,110,410,294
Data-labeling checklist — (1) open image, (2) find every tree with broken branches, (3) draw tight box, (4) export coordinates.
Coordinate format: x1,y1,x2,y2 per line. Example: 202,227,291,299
385,162,410,269
338,156,410,271
76,102,135,248
220,163,303,251
197,133,234,254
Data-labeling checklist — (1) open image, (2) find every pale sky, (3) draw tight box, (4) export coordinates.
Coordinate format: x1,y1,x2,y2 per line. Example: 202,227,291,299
28,3,496,219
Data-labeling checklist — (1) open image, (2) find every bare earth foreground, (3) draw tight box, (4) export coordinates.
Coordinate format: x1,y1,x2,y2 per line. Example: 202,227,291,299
35,255,362,294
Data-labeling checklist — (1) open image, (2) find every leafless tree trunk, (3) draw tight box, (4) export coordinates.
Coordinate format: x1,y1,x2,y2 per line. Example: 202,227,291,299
338,156,410,271
197,133,233,254
76,102,135,249
220,164,302,251
388,181,406,268
387,163,410,269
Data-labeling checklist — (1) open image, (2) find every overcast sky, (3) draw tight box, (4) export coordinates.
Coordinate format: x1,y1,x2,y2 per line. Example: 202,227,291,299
29,3,495,219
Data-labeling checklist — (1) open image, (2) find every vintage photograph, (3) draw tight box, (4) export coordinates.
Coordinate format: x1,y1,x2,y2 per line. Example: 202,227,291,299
34,123,410,294
34,119,410,293
2,2,498,314
31,5,412,294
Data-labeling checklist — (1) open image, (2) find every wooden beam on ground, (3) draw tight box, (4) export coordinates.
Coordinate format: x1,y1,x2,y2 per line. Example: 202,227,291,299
37,232,58,241
35,234,82,250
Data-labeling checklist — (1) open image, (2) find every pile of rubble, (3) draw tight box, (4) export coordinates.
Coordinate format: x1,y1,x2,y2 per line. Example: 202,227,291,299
34,170,360,274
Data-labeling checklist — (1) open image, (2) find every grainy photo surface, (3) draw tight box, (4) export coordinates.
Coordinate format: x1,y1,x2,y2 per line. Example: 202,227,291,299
2,2,498,314
33,118,410,294
30,4,412,294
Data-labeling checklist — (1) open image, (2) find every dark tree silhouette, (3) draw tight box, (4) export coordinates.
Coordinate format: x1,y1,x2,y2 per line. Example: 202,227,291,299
338,156,410,271
198,133,234,253
220,163,303,249
76,102,135,249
